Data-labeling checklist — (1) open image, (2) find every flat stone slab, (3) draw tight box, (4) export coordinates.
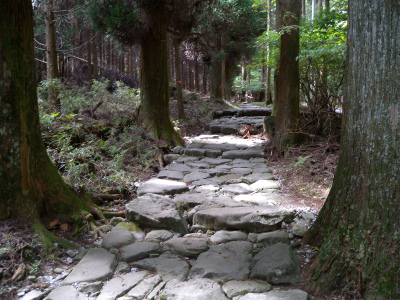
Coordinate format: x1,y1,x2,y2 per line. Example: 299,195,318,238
120,242,162,263
157,170,185,180
144,229,174,242
231,167,253,175
175,156,200,163
101,226,136,250
166,162,194,172
250,180,279,191
125,194,188,233
127,274,162,298
250,243,301,285
244,173,274,183
236,289,308,300
200,158,232,165
174,193,212,208
222,150,264,159
215,174,242,184
193,206,292,233
257,231,290,245
97,271,150,300
222,280,272,298
189,241,252,281
45,286,86,300
183,172,211,182
234,193,283,206
163,237,210,258
210,230,247,244
62,248,116,285
184,148,207,157
137,178,189,196
221,183,253,195
131,252,189,281
160,278,229,300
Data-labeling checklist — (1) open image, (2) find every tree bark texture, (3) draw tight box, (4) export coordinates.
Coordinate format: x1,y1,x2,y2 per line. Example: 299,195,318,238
303,1,400,298
139,7,183,145
173,40,184,119
274,0,301,152
0,0,90,222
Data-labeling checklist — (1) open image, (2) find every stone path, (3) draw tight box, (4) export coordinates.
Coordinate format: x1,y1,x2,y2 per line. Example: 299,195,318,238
22,105,312,300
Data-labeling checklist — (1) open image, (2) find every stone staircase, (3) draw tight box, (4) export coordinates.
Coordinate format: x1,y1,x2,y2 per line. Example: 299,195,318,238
25,105,311,300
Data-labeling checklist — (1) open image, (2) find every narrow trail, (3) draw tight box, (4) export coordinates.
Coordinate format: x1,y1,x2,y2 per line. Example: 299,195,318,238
25,104,316,300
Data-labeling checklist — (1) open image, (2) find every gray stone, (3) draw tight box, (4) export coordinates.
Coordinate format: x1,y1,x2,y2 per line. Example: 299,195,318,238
166,162,194,172
205,149,222,158
247,233,258,243
173,146,184,154
236,289,308,300
189,241,252,281
21,290,44,300
184,148,207,157
230,168,253,175
160,278,229,300
120,242,162,263
222,150,264,159
54,268,64,274
115,262,131,274
127,274,162,298
234,193,283,206
185,162,210,169
110,217,125,226
193,185,220,193
186,142,205,149
102,226,136,250
66,250,76,258
302,212,315,220
221,183,253,195
131,252,189,281
250,180,279,191
125,194,188,233
175,156,200,163
244,173,274,183
164,154,180,164
144,230,174,242
222,280,272,298
183,172,211,182
251,166,272,174
221,125,239,134
173,193,211,208
99,225,113,233
215,174,243,184
146,281,167,299
45,286,86,300
200,158,232,165
209,230,247,244
163,237,210,258
137,178,189,196
97,271,150,300
62,248,116,285
193,206,292,233
203,143,239,152
250,243,301,285
292,221,308,237
157,170,184,180
257,231,290,245
79,281,103,294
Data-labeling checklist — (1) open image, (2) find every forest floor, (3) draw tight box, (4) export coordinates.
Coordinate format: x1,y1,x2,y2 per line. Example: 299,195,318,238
0,86,342,299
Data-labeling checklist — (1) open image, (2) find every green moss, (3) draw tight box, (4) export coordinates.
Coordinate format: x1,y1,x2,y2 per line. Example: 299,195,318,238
33,220,77,251
118,222,140,232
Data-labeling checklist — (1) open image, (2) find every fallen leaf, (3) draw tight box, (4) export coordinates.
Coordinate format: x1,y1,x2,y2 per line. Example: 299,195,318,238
49,219,58,227
60,223,69,231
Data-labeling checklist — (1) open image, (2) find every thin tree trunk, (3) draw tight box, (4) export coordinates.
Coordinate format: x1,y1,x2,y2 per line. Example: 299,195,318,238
107,39,111,67
86,29,92,82
194,54,199,92
202,62,207,94
302,0,306,15
188,60,193,90
174,39,184,119
92,34,98,80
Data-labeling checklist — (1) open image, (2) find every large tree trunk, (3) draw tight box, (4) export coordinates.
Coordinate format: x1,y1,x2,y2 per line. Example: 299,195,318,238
303,1,400,298
274,0,302,152
139,7,183,145
0,0,95,226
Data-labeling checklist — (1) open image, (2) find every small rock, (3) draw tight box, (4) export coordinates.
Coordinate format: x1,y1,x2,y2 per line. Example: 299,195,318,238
66,250,76,258
115,262,131,274
110,217,125,226
292,221,308,237
99,225,113,233
66,257,73,264
79,281,103,294
109,248,119,255
54,268,64,274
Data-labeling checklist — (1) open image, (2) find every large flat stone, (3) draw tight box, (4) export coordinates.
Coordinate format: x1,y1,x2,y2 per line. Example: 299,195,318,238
45,286,86,300
62,248,116,285
125,194,188,233
173,193,212,208
189,241,252,281
200,158,232,165
160,278,229,300
193,206,292,233
236,289,308,300
131,252,189,282
222,150,264,159
120,242,162,263
250,243,301,285
127,274,162,298
257,231,290,245
234,193,283,206
209,230,247,244
157,170,185,180
183,172,211,182
163,237,210,258
222,280,272,298
97,271,150,300
221,183,253,195
137,178,189,196
101,226,136,250
166,162,194,172
250,180,279,191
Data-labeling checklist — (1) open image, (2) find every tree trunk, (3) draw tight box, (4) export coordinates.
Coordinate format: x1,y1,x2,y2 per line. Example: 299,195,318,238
266,67,273,105
173,39,184,119
274,0,302,152
302,0,306,15
86,29,92,82
92,34,98,80
194,55,199,92
44,0,59,109
303,1,400,298
202,62,207,94
0,0,94,226
210,58,222,102
139,7,183,145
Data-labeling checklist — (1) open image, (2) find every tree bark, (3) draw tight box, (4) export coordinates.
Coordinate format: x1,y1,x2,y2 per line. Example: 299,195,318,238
274,0,302,152
92,34,98,80
86,29,92,82
139,7,183,145
0,0,94,224
303,1,400,298
44,0,59,109
173,39,184,119
194,54,199,92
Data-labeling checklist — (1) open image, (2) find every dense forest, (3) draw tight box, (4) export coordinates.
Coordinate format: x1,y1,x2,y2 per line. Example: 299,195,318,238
1,0,399,299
